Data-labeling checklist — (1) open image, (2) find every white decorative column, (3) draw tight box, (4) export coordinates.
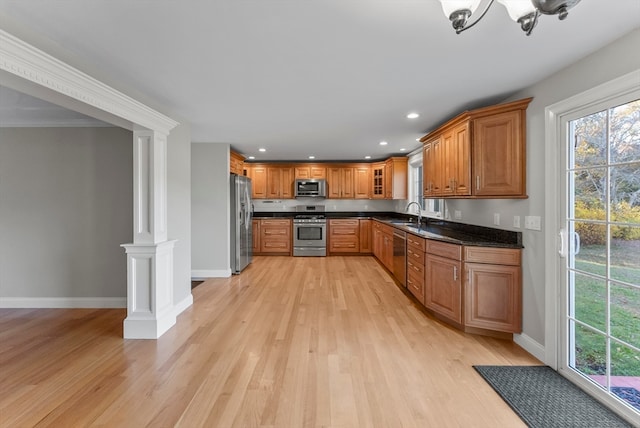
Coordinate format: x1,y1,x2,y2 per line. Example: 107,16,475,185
121,129,176,339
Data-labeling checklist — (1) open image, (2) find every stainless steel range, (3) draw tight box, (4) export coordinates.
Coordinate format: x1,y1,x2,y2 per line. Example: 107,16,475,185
293,205,326,257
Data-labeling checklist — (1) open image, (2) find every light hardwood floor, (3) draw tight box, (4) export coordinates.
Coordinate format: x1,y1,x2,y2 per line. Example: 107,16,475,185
0,256,541,427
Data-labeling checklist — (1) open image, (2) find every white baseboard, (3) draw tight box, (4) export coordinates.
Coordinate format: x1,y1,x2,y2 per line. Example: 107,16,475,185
191,269,231,279
0,297,127,308
174,293,193,317
514,332,546,363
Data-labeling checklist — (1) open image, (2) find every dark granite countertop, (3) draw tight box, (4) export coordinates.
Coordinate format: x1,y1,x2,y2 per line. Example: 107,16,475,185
253,211,522,249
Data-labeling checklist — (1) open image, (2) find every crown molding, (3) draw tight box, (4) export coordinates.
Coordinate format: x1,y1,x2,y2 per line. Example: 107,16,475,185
0,29,179,135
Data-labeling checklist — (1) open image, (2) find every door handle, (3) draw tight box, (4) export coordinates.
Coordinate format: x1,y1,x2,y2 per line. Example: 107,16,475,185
558,229,567,258
573,231,581,255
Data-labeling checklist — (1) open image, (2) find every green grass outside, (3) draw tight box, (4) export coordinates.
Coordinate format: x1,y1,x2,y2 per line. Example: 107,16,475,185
572,241,640,376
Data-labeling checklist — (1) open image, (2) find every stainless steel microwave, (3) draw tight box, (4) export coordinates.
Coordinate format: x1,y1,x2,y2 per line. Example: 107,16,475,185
294,179,327,198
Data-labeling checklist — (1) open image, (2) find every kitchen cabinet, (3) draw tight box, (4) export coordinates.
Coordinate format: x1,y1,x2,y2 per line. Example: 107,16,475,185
230,150,245,175
420,97,531,199
371,162,385,199
256,219,291,255
295,165,326,179
252,220,260,253
359,219,372,254
373,221,394,272
425,240,462,325
464,246,522,333
328,219,360,254
406,234,426,302
384,157,408,199
266,167,294,199
327,167,354,199
354,165,371,199
248,165,267,199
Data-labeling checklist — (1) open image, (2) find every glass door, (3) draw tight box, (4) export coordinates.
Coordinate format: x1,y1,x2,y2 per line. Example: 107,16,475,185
561,97,640,417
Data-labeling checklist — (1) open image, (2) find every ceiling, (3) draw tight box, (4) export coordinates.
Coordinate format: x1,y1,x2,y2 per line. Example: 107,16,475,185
0,1,638,161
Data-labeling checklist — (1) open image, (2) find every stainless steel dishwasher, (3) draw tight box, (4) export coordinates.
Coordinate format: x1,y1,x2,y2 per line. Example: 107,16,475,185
393,230,407,287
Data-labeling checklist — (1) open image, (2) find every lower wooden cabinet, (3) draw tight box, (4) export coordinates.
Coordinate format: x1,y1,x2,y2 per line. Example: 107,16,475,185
254,219,291,255
464,247,522,333
252,220,260,253
359,219,372,254
425,253,462,325
371,220,522,336
328,219,360,253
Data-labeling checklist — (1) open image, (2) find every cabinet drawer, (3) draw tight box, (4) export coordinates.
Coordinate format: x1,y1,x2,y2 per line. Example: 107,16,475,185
427,240,461,261
261,219,291,227
262,226,289,237
330,219,359,227
407,270,425,302
464,246,521,266
406,247,425,267
407,234,426,252
407,258,425,277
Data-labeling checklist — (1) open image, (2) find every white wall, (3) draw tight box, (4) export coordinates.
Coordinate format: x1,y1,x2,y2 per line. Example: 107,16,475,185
0,127,132,304
442,29,640,349
191,143,230,277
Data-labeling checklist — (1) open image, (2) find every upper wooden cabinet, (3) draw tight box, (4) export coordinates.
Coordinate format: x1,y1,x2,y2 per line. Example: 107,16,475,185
384,157,408,199
295,165,326,179
245,157,407,200
421,97,531,199
371,162,385,199
266,166,293,199
354,165,371,199
230,150,245,175
327,167,355,199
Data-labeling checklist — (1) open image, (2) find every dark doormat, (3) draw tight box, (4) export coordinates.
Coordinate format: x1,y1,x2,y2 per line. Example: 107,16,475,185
473,365,633,427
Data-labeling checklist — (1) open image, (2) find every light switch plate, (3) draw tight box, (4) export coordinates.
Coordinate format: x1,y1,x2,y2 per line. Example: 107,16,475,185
513,216,521,228
454,210,462,220
524,215,542,231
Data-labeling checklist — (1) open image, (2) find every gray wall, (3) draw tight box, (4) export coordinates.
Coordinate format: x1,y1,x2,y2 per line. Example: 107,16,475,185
167,122,192,306
442,29,640,347
191,143,230,276
0,127,132,299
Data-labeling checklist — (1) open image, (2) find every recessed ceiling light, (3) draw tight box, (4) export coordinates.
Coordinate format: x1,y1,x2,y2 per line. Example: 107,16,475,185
416,138,421,142
364,155,371,159
379,141,388,146
400,148,406,152
407,112,420,119
258,148,266,152
248,156,255,160
308,155,315,159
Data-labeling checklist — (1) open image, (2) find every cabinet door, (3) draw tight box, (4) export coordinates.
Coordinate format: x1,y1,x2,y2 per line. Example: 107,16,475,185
249,166,267,199
295,166,311,179
425,254,462,324
441,130,455,196
384,160,393,199
453,122,471,196
372,163,385,199
473,110,525,196
266,167,282,198
252,220,260,253
326,167,342,198
359,219,372,254
310,166,326,179
342,168,355,198
354,166,370,199
423,137,443,196
280,167,294,198
464,262,522,333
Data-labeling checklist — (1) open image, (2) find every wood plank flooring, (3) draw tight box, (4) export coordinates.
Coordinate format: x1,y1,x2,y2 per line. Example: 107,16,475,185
0,256,541,427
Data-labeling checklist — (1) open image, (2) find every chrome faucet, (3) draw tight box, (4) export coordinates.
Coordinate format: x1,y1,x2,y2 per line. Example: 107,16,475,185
405,201,422,230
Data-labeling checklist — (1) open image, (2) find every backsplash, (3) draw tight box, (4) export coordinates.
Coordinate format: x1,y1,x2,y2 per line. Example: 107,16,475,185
253,198,401,212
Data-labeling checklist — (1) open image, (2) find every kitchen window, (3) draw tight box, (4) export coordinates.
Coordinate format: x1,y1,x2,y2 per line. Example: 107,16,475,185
408,150,442,218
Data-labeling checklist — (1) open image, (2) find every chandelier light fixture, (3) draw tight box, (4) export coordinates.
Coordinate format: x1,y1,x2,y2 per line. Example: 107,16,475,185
438,0,582,36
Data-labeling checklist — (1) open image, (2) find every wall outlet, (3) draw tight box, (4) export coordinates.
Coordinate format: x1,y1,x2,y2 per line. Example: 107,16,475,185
513,216,521,228
493,213,500,226
454,210,462,220
524,215,542,231
445,208,450,219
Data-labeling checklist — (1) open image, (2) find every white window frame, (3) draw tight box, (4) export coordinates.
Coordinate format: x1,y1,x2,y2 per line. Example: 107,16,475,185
408,149,442,218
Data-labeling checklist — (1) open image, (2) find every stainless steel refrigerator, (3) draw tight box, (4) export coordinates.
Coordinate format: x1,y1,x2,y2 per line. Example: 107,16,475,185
230,174,252,274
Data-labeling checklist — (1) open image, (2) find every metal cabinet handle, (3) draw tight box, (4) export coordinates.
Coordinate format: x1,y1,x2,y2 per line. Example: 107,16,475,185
453,266,457,281
476,176,480,190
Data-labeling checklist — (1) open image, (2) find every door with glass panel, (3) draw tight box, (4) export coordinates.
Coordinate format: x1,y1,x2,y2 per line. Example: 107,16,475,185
561,97,640,417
